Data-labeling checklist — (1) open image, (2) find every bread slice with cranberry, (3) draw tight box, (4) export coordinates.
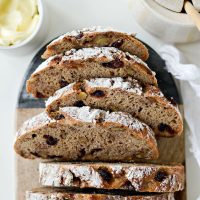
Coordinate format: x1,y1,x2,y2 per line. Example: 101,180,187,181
39,162,185,192
26,188,175,200
14,106,158,161
41,27,149,61
46,77,183,137
27,47,156,98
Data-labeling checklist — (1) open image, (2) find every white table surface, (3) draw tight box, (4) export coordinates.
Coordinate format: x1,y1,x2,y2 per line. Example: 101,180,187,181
0,0,200,199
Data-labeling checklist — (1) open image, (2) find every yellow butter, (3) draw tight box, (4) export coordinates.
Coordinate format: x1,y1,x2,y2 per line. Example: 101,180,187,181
0,0,40,46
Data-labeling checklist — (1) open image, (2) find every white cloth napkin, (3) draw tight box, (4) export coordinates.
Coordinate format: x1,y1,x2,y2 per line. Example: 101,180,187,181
159,45,200,167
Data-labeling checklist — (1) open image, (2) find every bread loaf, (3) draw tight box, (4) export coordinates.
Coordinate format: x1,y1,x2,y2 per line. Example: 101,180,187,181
14,107,158,161
40,162,185,192
27,47,156,98
42,27,149,60
46,77,183,137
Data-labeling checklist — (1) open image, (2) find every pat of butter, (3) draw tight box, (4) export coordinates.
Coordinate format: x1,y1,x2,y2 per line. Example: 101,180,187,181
0,0,40,46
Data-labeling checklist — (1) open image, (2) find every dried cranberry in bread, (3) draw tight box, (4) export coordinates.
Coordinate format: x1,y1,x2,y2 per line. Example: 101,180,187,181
14,107,158,161
40,162,185,192
46,77,183,137
41,26,149,61
26,188,175,200
27,47,156,98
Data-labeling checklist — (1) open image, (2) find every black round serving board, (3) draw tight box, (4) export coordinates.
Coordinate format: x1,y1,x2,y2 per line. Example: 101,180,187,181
18,41,181,108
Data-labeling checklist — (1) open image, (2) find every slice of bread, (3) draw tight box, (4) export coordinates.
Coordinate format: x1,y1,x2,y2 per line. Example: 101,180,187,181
27,47,156,98
26,188,175,200
41,27,149,61
46,77,183,137
14,106,158,161
39,162,185,192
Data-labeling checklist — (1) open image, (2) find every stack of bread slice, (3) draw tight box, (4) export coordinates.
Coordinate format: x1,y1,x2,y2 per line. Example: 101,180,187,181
14,27,185,200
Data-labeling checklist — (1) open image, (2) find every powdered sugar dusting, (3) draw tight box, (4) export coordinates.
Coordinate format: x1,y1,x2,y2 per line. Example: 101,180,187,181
40,163,103,188
33,55,59,74
159,174,184,192
127,53,148,67
85,77,143,95
60,106,105,123
49,26,117,45
60,106,156,143
126,166,155,191
110,165,123,174
17,112,55,137
70,166,103,187
46,83,75,107
63,47,148,68
105,111,144,131
64,47,116,61
40,163,73,187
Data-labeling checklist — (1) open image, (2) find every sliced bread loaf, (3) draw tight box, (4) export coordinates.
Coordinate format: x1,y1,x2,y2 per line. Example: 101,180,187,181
41,26,149,60
14,106,158,161
46,77,183,137
26,188,175,200
27,47,156,98
40,162,185,192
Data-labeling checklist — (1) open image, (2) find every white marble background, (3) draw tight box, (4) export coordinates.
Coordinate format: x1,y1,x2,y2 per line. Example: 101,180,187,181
0,0,200,199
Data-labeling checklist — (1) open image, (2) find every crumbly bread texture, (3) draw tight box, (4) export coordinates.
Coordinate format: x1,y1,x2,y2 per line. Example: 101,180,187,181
26,188,175,200
14,107,158,161
40,162,185,192
41,26,149,61
27,47,156,98
46,77,183,137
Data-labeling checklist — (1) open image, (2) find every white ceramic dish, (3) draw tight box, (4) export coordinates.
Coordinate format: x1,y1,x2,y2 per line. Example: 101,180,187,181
0,0,44,50
130,0,200,43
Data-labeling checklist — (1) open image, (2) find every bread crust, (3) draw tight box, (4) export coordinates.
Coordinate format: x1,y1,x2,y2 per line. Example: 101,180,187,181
45,77,183,137
27,47,156,98
39,162,185,192
26,188,175,200
41,27,149,61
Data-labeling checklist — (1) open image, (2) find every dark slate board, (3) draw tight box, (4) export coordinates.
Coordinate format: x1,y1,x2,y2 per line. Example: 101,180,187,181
18,41,181,108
